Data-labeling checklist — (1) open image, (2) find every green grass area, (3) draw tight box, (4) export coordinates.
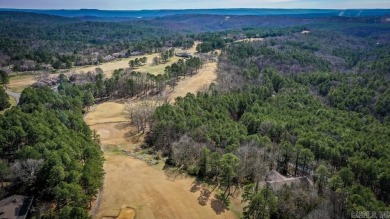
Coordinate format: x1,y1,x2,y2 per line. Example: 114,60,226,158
9,95,16,106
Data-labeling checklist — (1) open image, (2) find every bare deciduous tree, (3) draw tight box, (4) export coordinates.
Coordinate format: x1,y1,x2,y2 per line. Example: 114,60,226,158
236,141,269,191
171,135,202,170
124,96,167,133
11,159,44,184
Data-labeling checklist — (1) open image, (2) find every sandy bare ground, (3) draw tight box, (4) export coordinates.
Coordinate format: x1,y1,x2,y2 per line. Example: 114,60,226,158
117,206,136,219
168,62,218,102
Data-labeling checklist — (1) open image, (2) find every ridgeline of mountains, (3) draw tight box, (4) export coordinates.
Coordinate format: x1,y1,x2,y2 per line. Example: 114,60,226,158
1,8,390,20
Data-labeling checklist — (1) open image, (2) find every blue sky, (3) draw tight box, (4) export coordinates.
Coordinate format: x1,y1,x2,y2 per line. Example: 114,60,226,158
0,0,389,10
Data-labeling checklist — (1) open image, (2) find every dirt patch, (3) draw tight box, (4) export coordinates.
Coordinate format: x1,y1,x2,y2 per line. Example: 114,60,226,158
168,62,217,102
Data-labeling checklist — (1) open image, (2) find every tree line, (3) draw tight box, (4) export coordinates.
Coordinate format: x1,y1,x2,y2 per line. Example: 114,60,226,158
0,70,10,111
0,84,104,218
71,56,203,102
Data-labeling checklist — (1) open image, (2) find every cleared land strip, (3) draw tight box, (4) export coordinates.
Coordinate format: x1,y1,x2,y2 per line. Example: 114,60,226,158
85,57,241,219
168,62,218,102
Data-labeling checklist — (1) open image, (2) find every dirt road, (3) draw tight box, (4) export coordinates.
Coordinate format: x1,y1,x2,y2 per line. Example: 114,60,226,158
5,90,21,105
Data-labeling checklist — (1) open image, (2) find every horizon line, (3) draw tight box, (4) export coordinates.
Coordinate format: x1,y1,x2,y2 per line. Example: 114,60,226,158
1,7,390,11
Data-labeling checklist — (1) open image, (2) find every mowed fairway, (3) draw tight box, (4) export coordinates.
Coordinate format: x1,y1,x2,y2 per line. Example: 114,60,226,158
85,53,241,219
72,41,200,77
71,53,162,78
169,62,218,102
8,75,37,92
8,42,201,93
84,102,135,147
95,154,240,219
86,101,240,219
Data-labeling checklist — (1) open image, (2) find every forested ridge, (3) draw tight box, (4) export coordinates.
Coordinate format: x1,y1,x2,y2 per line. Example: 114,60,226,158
0,10,390,218
0,84,104,218
2,11,389,72
146,26,390,218
0,12,194,71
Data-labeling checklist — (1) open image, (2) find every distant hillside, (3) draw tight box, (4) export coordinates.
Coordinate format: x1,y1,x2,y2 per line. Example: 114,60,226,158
154,14,313,32
0,10,389,72
1,8,390,20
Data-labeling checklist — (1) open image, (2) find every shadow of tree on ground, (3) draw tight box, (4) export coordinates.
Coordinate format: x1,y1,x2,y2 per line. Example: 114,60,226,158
210,194,230,215
198,188,212,206
190,180,202,193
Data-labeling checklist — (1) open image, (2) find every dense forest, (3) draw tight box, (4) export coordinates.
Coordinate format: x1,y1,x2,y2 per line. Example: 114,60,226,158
0,70,10,110
1,11,389,72
0,83,104,217
145,21,390,218
0,12,194,71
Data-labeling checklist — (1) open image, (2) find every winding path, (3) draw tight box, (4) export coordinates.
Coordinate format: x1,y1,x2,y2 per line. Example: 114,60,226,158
6,90,21,105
